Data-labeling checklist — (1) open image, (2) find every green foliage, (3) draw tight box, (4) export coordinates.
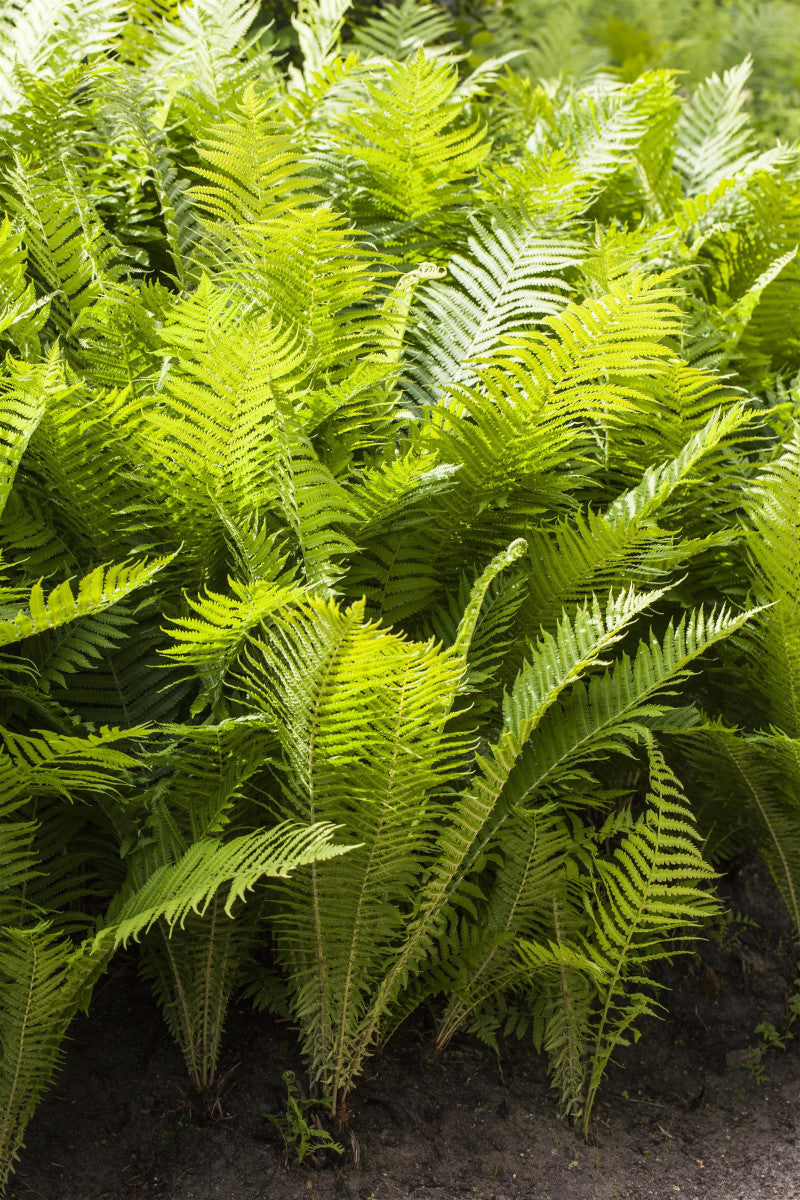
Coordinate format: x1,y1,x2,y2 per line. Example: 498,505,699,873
267,1070,344,1163
525,744,718,1133
0,0,798,1185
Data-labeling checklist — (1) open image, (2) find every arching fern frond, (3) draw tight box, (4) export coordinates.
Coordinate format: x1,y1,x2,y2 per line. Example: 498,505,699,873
0,555,172,649
518,404,753,638
105,820,355,945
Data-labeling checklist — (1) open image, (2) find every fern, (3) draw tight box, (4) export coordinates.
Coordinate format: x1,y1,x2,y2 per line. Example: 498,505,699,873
518,744,717,1133
0,218,49,358
406,216,582,403
674,58,759,196
351,0,454,62
0,925,111,1192
0,4,797,1176
0,556,172,647
333,50,489,235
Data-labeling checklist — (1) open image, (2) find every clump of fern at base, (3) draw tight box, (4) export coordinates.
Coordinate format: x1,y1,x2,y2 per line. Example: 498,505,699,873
0,0,798,1187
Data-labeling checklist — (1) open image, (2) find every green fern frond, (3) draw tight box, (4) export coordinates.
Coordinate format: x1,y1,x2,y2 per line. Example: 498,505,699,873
293,0,353,80
3,157,125,336
116,0,180,69
504,605,757,813
0,219,49,358
516,743,717,1130
242,592,468,1104
0,725,141,807
406,217,581,403
271,396,361,595
351,273,686,624
0,555,172,648
0,353,64,517
351,0,455,61
135,279,306,578
519,404,753,636
106,821,355,945
579,744,717,1131
745,426,800,736
191,85,317,231
0,0,122,113
162,578,302,715
365,588,666,1040
674,59,758,197
0,924,111,1192
333,50,489,226
131,0,263,125
107,80,198,287
433,805,576,1052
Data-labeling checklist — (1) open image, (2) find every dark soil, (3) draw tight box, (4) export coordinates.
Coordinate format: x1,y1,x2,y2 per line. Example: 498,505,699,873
9,858,800,1200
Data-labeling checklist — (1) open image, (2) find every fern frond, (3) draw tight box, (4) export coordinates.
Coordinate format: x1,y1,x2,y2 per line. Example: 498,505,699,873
333,50,489,226
352,273,684,623
191,85,317,231
745,427,800,736
0,924,111,1193
504,605,757,813
579,744,717,1131
242,593,467,1105
363,588,666,1043
0,353,61,518
271,396,360,595
106,821,355,945
293,0,353,80
0,555,172,648
3,157,125,335
406,217,581,403
0,0,123,113
0,726,141,807
674,59,758,197
351,0,454,61
131,0,263,124
162,578,302,715
519,404,753,636
136,279,306,579
0,218,49,358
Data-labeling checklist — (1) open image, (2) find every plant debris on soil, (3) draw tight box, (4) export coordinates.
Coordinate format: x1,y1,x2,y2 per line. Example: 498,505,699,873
9,858,800,1200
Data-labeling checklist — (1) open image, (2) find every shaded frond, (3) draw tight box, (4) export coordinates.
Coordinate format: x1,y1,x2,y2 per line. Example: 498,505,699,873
351,0,455,61
0,925,111,1192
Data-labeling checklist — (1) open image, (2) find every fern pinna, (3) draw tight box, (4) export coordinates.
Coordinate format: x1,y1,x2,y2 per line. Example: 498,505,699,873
0,0,798,1184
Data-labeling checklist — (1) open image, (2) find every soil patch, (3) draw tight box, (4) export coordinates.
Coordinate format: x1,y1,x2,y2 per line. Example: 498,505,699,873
9,858,800,1200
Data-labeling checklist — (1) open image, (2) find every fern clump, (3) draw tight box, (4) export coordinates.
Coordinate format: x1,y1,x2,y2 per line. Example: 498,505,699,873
0,0,798,1184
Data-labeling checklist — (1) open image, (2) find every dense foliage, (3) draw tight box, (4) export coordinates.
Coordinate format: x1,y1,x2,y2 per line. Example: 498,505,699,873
0,0,799,1185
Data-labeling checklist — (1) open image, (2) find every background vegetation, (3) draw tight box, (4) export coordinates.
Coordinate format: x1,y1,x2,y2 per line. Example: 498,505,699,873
0,0,799,1188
